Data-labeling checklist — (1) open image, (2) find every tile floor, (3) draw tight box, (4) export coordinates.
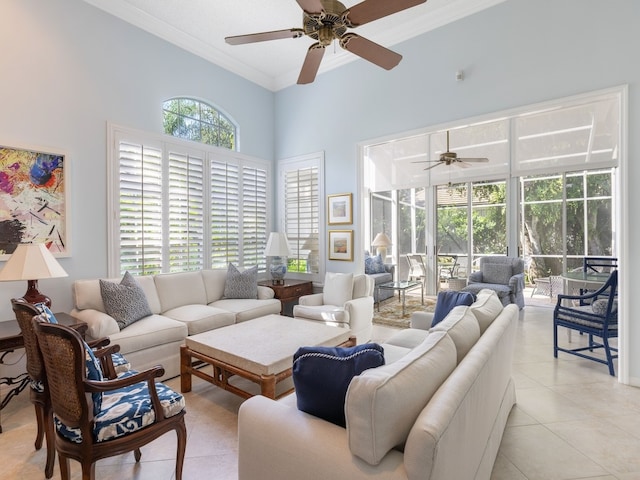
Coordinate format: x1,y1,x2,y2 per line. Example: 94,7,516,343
1,300,639,479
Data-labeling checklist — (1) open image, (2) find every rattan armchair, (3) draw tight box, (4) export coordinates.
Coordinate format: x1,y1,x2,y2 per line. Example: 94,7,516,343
32,316,187,480
10,299,121,478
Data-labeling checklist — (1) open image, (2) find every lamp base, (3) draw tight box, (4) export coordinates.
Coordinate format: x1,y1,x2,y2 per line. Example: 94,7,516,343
269,256,288,286
22,279,51,307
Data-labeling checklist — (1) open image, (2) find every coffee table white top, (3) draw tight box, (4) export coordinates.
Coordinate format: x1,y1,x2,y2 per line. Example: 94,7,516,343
185,314,352,376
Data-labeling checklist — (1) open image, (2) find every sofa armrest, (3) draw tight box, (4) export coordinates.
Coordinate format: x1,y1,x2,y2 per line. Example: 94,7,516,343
257,285,275,299
238,395,405,480
344,296,374,338
509,272,525,292
70,308,119,340
384,263,395,278
468,271,483,283
410,311,434,330
297,292,324,306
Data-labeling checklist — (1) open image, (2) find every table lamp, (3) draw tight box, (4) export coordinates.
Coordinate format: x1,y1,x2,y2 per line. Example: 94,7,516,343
265,232,292,285
302,233,319,273
371,232,392,260
0,243,68,307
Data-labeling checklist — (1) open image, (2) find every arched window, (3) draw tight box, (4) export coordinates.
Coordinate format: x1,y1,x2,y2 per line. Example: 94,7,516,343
163,98,236,149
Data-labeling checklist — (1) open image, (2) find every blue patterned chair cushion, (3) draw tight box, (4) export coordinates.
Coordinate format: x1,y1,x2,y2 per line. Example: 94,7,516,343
100,271,153,330
85,344,104,414
34,303,59,324
55,372,185,444
592,298,618,316
224,263,258,299
111,352,131,375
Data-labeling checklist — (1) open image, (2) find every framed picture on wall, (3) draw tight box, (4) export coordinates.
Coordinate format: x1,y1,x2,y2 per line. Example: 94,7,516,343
327,193,352,225
328,230,353,261
0,144,70,259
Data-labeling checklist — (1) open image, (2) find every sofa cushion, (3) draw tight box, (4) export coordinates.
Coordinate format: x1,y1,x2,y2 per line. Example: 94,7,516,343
430,306,480,363
293,343,385,427
210,298,281,323
201,268,228,303
346,331,457,465
469,289,504,333
592,298,617,315
99,272,153,330
481,262,513,285
154,271,207,312
384,328,429,350
291,304,348,324
108,314,188,354
365,254,386,274
323,272,354,306
431,290,475,327
224,263,258,299
162,304,236,335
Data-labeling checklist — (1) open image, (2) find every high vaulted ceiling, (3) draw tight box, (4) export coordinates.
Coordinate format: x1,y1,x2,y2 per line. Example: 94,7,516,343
82,0,507,91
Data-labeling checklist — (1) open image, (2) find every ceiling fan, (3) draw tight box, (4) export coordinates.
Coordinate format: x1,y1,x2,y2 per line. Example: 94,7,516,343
415,131,490,170
225,0,427,85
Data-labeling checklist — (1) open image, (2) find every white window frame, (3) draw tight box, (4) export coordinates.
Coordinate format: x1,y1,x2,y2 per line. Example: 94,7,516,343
106,122,270,277
277,152,325,284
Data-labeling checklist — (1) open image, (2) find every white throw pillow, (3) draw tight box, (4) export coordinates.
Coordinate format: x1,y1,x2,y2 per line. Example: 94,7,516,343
469,289,504,333
323,272,354,306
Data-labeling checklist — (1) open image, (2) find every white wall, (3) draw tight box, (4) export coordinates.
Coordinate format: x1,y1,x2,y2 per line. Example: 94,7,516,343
0,0,274,320
274,0,640,381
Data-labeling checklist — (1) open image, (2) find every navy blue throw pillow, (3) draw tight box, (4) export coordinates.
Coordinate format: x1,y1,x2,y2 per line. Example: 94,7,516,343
431,290,476,327
292,343,385,427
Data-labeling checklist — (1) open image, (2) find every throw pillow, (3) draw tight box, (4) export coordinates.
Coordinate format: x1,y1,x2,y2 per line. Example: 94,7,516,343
34,303,59,324
482,263,513,286
431,290,475,327
223,263,258,299
100,271,152,330
365,254,386,274
293,343,385,427
323,272,354,306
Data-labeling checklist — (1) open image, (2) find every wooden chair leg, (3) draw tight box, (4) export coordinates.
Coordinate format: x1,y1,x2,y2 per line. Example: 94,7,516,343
43,403,55,479
59,454,71,480
134,448,142,462
175,421,187,480
33,403,45,450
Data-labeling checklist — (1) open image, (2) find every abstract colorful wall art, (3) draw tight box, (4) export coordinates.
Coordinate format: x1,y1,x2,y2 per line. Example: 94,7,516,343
0,145,69,258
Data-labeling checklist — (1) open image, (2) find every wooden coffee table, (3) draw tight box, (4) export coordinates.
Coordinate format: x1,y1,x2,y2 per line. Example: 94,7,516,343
180,314,355,400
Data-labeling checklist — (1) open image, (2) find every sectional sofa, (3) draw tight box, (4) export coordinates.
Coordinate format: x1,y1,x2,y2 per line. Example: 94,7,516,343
70,269,282,379
237,289,517,480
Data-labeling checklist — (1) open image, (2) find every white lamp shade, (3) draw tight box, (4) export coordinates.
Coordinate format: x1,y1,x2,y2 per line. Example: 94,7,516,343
371,232,392,247
301,234,318,252
265,232,292,257
0,243,68,281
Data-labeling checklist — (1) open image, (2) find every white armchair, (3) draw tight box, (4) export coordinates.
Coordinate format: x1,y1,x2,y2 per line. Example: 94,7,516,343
293,272,374,343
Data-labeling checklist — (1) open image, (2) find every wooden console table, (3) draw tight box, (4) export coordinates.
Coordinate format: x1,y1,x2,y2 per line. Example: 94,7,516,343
0,312,86,433
258,279,313,316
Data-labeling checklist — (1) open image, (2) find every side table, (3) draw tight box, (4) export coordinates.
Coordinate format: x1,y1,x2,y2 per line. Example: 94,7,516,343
0,312,86,433
259,279,313,316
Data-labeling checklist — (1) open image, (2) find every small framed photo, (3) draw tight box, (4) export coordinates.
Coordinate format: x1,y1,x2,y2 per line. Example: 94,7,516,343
328,230,353,261
327,193,352,225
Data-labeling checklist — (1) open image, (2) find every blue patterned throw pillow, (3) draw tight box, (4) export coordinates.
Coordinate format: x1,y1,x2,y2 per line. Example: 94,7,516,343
364,254,386,274
293,343,385,427
224,263,258,299
100,271,152,330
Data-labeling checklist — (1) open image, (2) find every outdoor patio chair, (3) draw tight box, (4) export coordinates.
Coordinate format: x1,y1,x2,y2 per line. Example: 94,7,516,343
553,269,618,376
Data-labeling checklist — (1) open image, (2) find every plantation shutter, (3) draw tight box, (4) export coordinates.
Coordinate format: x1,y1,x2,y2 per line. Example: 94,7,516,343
242,165,268,269
210,159,240,268
285,166,319,274
118,141,163,276
168,151,204,272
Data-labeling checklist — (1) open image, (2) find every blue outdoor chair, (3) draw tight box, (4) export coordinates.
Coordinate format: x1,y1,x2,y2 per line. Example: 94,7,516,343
553,269,618,376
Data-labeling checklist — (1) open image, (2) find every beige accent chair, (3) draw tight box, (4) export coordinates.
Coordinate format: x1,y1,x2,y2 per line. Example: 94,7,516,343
293,272,374,342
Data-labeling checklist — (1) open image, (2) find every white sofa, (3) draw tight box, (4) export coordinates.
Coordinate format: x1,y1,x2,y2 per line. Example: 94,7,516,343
238,289,517,480
71,269,282,379
293,273,375,343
